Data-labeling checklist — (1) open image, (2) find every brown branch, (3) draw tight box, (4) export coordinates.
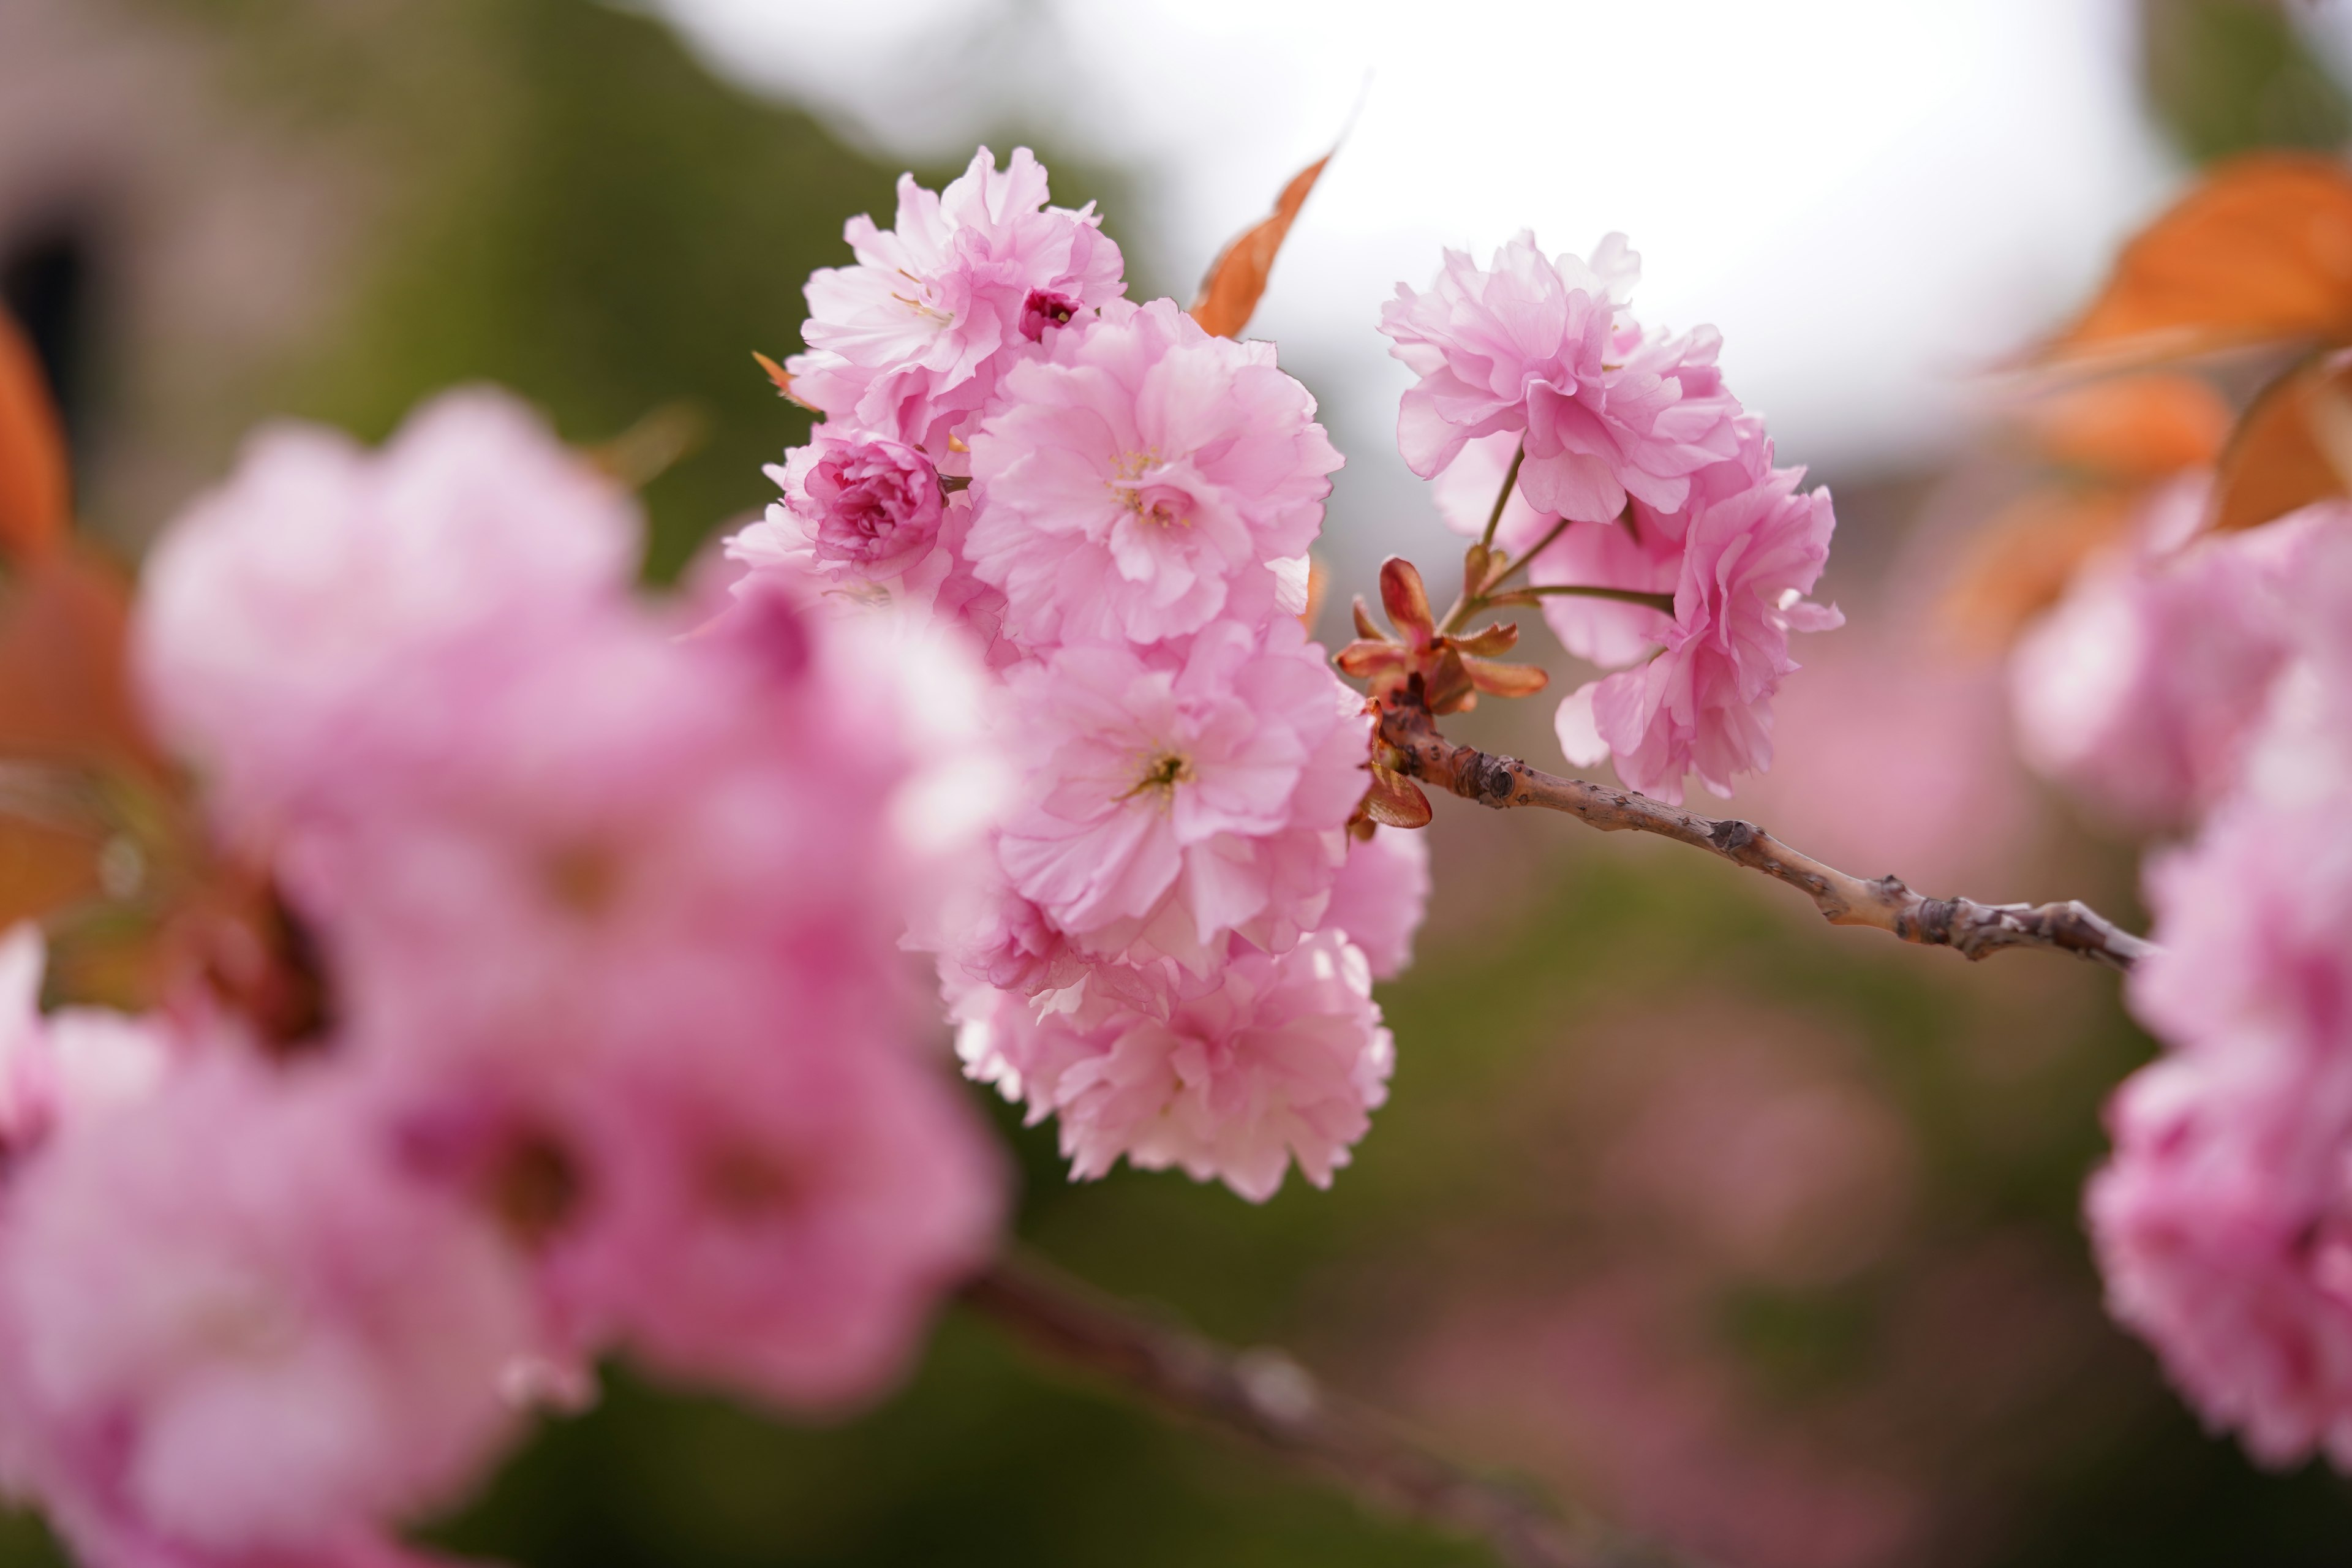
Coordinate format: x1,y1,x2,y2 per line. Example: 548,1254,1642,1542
1377,698,2154,971
961,1253,1694,1568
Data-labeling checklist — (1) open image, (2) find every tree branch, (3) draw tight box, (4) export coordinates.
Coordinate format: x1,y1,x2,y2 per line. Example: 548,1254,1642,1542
1376,697,2154,971
961,1253,1687,1568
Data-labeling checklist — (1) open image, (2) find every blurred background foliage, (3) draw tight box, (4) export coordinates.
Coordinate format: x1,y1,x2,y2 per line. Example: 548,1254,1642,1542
4,0,2352,1564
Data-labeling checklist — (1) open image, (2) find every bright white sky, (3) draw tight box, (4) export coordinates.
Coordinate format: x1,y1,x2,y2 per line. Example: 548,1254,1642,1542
650,0,2337,500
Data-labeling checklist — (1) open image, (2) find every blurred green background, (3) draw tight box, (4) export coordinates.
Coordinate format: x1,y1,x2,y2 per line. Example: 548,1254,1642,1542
5,1,2352,1564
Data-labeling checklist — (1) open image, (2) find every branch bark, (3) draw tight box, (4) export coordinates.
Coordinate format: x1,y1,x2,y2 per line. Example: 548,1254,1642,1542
1377,698,2154,971
961,1254,1687,1568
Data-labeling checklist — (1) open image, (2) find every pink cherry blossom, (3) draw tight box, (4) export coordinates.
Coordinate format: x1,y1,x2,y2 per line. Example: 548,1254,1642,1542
965,298,1343,649
2088,798,2352,1466
994,618,1367,974
785,146,1126,460
957,930,1393,1201
1322,827,1432,982
1380,232,1740,524
0,925,170,1163
440,991,1005,1413
770,429,946,579
1556,447,1840,804
134,389,639,839
2010,487,2334,832
125,394,1014,1442
0,1057,537,1564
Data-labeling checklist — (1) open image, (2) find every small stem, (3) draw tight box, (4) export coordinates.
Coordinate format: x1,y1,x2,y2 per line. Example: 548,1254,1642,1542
1511,584,1675,614
1375,696,2154,971
960,1252,1681,1568
1482,514,1571,594
1478,441,1528,554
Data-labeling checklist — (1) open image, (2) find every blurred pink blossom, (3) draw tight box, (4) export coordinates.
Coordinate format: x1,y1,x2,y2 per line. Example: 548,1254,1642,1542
2010,487,2334,832
2090,797,2352,1466
0,1058,535,1567
965,298,1341,650
786,146,1125,461
134,388,639,839
119,390,1012,1477
0,925,170,1163
1380,232,1738,522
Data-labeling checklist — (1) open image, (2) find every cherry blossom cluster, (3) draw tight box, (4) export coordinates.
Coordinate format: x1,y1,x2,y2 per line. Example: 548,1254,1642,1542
1381,232,1842,805
0,392,1006,1566
2014,486,2352,1466
726,149,1423,1202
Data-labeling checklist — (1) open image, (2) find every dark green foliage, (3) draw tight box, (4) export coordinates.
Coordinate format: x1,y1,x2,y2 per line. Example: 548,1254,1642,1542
2143,0,2352,164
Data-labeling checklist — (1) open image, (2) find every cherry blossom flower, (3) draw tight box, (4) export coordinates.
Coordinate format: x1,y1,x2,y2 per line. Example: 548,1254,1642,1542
2010,488,2332,832
1380,232,1739,524
0,925,170,1163
957,930,1393,1201
1322,826,1432,982
993,618,1367,974
2089,798,2352,1466
134,389,638,839
0,1057,537,1566
761,429,947,579
785,146,1126,461
1556,442,1840,804
126,393,1013,1441
965,298,1343,650
391,986,1006,1414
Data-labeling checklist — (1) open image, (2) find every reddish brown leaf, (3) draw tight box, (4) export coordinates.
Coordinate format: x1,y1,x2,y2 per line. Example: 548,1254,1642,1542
1461,655,1548,698
0,549,155,772
2045,154,2352,365
1351,595,1384,641
1297,554,1331,631
1188,154,1330,340
1452,621,1520,658
1378,556,1436,639
1335,639,1407,680
1423,650,1476,716
1940,488,2138,651
752,350,821,412
0,817,103,929
2211,355,2352,533
0,309,67,565
1359,765,1432,830
2030,373,2233,478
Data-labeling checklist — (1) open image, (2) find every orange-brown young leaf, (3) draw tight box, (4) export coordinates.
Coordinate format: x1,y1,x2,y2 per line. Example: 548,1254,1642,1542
1359,765,1433,830
1940,488,2138,650
1461,655,1548,698
2031,373,2233,478
752,350,821,413
1377,556,1435,639
2211,355,2352,533
2045,154,2352,365
1452,621,1520,658
0,549,154,772
1297,554,1331,631
1188,154,1330,340
0,309,67,565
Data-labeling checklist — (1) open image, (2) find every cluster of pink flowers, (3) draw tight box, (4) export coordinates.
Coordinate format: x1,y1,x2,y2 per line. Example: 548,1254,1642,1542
1385,234,1841,804
2028,494,2352,1466
728,149,1421,1202
0,391,1006,1566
